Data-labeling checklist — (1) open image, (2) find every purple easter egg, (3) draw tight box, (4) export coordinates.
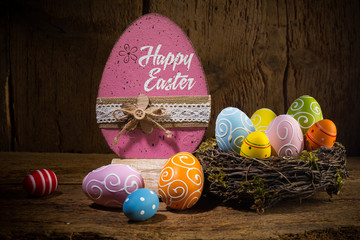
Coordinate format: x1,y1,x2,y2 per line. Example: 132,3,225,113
265,115,304,157
82,164,144,207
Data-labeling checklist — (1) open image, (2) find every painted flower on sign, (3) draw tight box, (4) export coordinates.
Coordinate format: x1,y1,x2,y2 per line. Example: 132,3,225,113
119,44,138,63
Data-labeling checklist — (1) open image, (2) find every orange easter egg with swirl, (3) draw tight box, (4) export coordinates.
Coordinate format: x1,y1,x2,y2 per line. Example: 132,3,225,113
305,119,337,150
158,152,204,210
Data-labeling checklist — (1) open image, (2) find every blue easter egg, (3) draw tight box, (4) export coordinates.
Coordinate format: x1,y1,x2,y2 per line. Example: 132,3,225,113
123,188,159,221
215,107,255,153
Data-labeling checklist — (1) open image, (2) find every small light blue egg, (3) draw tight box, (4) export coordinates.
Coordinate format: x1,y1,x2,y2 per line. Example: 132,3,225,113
123,188,159,221
215,107,255,153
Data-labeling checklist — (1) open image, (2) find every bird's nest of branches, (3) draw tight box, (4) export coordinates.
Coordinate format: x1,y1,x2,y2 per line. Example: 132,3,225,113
194,138,348,213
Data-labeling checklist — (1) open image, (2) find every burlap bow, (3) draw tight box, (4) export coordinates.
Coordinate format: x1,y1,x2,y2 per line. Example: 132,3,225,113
112,94,172,145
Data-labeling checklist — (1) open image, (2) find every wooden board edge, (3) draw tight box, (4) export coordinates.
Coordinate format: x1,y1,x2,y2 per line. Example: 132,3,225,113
111,158,168,194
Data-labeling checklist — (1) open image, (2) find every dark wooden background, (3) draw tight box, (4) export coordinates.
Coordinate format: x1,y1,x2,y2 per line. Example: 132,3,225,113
1,0,359,155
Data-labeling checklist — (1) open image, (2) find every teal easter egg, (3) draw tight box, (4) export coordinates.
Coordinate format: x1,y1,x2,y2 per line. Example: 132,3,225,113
215,107,256,153
123,188,159,221
287,95,323,134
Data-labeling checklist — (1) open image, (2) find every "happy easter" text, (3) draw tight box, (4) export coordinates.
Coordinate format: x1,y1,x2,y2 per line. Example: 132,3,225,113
139,44,196,92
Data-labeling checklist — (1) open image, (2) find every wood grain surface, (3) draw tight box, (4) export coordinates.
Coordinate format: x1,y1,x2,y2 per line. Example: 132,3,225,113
0,152,359,239
111,158,168,194
0,0,11,151
0,0,359,155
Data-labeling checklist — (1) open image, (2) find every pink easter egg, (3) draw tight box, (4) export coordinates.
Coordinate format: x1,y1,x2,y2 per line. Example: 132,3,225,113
96,13,210,158
265,115,304,157
82,164,144,208
23,169,58,196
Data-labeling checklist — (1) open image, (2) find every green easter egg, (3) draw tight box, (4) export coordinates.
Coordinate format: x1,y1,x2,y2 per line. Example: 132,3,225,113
287,95,323,134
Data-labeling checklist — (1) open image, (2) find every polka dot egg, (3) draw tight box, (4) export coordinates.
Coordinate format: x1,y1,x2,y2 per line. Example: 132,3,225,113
305,119,337,150
123,188,159,221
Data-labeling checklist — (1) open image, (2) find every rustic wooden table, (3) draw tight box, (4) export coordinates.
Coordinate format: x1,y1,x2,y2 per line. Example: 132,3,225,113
0,152,359,240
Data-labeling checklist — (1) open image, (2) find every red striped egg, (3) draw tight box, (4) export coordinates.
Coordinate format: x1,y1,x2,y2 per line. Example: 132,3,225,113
23,169,58,196
305,119,337,150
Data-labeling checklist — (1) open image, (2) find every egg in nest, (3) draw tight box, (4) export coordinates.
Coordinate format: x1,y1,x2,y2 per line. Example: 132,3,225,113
305,119,337,150
215,107,255,154
240,131,271,159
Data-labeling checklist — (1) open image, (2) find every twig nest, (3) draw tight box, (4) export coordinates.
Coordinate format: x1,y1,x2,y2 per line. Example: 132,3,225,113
194,138,348,212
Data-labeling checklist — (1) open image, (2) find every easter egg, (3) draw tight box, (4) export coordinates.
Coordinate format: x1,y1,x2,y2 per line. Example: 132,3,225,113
265,115,304,157
305,119,337,150
82,164,144,208
250,108,277,133
158,152,204,210
96,13,210,159
215,107,256,153
23,169,58,196
287,95,323,134
123,188,159,221
240,131,271,159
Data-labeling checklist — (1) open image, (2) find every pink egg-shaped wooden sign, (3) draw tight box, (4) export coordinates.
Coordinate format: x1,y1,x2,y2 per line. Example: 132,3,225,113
23,169,58,196
96,13,210,158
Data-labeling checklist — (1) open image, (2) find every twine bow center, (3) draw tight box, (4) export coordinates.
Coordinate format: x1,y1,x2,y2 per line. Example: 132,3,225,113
112,94,172,145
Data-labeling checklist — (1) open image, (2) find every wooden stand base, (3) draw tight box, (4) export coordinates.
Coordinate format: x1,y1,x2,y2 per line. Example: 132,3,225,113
111,158,168,194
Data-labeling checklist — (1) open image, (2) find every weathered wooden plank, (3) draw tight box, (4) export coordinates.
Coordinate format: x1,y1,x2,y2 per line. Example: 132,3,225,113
9,0,142,153
5,152,360,184
0,0,11,151
284,0,360,156
112,158,168,193
149,0,360,156
0,152,116,184
0,152,359,239
2,185,359,239
2,0,360,156
149,0,287,139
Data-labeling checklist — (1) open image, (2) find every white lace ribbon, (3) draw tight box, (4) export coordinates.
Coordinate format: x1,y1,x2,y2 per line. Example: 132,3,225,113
96,95,211,128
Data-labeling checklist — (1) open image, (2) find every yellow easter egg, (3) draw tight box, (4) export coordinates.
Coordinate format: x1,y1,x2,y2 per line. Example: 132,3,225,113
250,108,277,133
240,131,271,159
